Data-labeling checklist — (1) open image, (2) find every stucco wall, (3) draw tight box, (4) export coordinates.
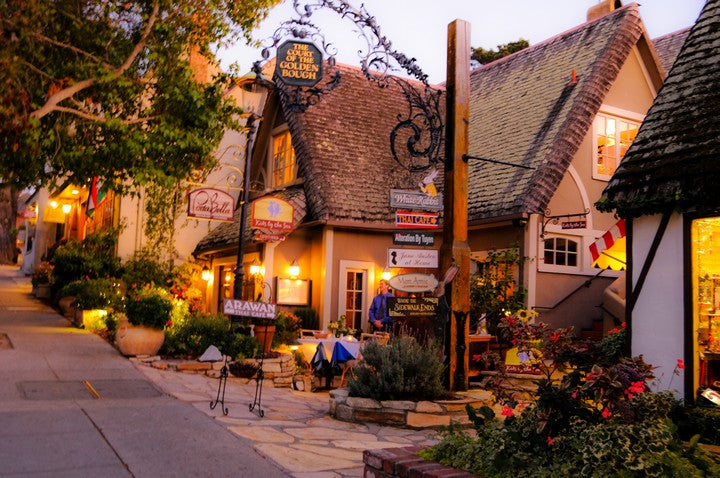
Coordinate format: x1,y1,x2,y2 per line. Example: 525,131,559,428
631,213,685,398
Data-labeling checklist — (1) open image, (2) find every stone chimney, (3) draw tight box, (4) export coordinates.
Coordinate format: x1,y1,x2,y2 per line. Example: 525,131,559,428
587,0,622,22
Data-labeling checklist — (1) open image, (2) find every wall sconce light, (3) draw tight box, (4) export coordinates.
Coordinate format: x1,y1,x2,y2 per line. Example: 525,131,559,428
249,259,262,276
201,266,212,282
288,259,300,279
71,189,80,195
381,266,392,281
61,203,72,214
49,200,58,209
224,270,233,283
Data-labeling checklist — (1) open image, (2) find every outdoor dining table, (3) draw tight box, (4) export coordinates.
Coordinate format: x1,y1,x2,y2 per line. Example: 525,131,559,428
296,336,361,372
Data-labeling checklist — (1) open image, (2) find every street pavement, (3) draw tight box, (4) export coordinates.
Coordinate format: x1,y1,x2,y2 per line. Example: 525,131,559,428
0,265,438,477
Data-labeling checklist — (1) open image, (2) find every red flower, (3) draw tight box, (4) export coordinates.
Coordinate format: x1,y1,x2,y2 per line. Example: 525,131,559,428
676,359,685,370
621,322,626,328
627,381,645,395
571,390,578,399
165,319,172,327
501,405,515,417
547,436,555,445
472,354,481,362
550,332,560,342
601,407,612,419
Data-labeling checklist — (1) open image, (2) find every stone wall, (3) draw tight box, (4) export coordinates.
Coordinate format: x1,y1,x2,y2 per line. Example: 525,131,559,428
363,446,478,477
330,388,494,429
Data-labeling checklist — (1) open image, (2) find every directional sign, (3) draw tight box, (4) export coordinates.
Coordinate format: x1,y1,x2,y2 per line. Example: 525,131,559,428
395,211,439,229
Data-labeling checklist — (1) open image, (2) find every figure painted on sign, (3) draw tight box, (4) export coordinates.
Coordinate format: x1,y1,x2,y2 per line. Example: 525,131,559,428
419,168,438,197
369,279,394,332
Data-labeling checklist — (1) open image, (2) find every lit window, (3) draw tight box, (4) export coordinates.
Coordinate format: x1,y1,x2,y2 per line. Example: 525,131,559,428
272,130,296,187
543,237,578,267
594,113,639,179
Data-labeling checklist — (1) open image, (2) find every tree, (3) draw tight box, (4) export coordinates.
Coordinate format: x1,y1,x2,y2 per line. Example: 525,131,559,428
0,0,279,192
471,39,529,65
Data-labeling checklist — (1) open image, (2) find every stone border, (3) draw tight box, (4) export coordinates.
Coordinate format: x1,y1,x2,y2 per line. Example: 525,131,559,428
364,446,478,477
131,353,295,388
330,388,494,429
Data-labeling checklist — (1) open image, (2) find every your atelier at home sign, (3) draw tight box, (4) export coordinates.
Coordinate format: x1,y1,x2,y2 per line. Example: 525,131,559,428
223,300,276,319
388,248,438,268
275,40,323,87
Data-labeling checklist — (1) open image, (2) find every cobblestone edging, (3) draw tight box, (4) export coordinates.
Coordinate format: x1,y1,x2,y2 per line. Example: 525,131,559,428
330,388,495,429
131,353,295,388
363,446,479,477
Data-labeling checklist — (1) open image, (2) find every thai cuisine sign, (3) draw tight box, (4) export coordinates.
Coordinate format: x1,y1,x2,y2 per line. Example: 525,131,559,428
223,299,276,319
395,211,439,229
187,188,234,222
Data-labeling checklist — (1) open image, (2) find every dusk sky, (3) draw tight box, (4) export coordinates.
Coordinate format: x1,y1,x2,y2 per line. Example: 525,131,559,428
218,0,706,84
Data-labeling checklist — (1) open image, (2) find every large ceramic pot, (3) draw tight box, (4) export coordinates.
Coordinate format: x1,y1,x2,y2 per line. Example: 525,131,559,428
253,324,276,354
115,316,165,356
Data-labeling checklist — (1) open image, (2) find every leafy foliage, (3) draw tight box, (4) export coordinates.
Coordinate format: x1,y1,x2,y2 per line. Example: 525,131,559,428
471,39,529,65
121,248,173,288
0,0,279,190
48,228,121,292
271,311,302,347
161,312,232,357
73,277,123,310
294,306,320,330
348,335,447,401
125,284,172,329
31,262,54,287
421,314,720,476
671,404,720,446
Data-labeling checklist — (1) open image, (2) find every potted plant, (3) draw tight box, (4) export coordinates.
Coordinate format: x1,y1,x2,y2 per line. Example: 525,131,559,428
116,285,173,356
72,278,122,329
31,262,54,299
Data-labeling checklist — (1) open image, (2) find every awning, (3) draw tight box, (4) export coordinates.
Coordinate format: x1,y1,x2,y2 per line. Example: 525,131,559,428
590,219,626,270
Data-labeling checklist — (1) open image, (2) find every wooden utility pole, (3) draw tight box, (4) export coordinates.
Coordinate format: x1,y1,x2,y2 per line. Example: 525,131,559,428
441,20,471,392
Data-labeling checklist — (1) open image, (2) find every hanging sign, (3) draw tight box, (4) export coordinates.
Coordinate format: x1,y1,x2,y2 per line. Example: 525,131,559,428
388,248,438,268
187,188,234,222
393,231,434,246
387,297,439,318
395,211,439,229
254,232,287,242
388,273,439,293
562,220,586,229
223,299,276,319
275,40,323,87
251,196,294,231
390,189,443,211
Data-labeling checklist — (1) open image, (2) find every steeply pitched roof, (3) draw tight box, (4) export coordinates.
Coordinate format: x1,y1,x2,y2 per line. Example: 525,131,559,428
467,4,660,223
599,0,720,218
653,28,691,73
280,64,444,227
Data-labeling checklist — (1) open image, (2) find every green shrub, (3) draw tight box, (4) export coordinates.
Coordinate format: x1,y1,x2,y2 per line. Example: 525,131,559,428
48,228,122,292
73,278,123,310
671,403,720,446
162,313,232,357
122,249,173,288
56,279,85,298
224,333,260,360
272,311,302,347
295,306,320,330
348,335,446,401
125,285,172,330
31,262,54,287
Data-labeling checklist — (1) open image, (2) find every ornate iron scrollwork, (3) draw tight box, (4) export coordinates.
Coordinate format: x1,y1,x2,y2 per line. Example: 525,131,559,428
253,0,444,173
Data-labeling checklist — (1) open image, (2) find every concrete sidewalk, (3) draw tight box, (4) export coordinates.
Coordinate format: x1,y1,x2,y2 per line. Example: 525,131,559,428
0,265,288,477
0,265,439,477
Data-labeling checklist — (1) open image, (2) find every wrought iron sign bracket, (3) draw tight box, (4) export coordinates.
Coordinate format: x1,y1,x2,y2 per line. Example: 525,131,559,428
462,154,536,170
541,208,590,238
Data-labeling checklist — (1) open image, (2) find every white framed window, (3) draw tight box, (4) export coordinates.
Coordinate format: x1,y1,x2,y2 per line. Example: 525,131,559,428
271,129,296,187
593,111,640,180
541,236,580,273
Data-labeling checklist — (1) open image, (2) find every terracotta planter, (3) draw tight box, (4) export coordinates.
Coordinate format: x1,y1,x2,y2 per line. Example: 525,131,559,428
254,324,276,354
115,316,165,356
33,284,51,299
58,296,76,319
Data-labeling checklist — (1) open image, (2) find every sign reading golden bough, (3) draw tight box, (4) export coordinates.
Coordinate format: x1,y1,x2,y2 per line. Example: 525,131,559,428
187,188,234,222
388,273,439,293
251,196,294,232
275,40,323,87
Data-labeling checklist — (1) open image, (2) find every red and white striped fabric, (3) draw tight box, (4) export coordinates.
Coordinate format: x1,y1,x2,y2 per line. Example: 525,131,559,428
590,219,626,264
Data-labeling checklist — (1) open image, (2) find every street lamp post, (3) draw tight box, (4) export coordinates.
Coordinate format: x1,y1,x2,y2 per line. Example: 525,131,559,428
233,114,256,301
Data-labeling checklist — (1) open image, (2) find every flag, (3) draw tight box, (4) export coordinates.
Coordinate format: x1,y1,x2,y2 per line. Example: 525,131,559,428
589,219,626,270
86,177,107,218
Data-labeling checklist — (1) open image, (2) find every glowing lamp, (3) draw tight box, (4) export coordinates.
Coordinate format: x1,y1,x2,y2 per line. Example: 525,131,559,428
288,259,300,279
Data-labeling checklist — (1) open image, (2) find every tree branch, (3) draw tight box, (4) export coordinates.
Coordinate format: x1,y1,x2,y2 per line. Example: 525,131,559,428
29,1,161,121
54,106,158,125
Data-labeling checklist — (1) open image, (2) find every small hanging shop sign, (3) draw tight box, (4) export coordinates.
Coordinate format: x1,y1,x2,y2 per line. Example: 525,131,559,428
251,196,294,231
395,211,439,229
254,232,287,243
561,220,586,229
393,231,435,246
387,297,439,318
390,189,443,211
187,188,234,222
388,248,438,268
223,299,276,319
388,273,439,293
275,40,324,87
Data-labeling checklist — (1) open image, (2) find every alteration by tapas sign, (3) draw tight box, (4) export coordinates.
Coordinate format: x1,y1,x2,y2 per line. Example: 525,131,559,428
223,299,276,319
395,211,439,229
275,40,323,87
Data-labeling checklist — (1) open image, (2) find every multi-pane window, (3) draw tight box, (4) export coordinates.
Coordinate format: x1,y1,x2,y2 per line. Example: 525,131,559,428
594,113,639,179
345,271,364,330
272,130,296,187
543,237,578,267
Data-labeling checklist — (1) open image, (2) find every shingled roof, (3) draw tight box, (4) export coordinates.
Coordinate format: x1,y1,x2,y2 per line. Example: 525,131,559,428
280,64,444,227
653,28,691,73
467,4,660,223
599,0,720,218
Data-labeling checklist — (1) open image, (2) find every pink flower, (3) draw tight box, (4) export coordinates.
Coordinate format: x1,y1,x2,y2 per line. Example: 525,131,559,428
676,359,685,370
165,319,172,327
547,436,555,445
571,391,578,399
472,354,481,362
501,405,515,417
601,407,612,419
627,381,645,395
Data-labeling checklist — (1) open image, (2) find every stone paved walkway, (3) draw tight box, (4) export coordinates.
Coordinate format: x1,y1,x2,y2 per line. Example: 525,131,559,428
134,362,440,477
